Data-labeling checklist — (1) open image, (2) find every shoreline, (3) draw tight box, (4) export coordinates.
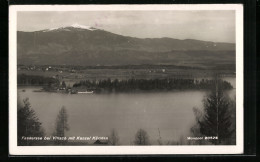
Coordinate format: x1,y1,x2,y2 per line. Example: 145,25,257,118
18,86,235,94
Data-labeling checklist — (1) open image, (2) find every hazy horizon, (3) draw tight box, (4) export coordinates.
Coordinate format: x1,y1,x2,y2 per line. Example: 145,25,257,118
17,10,235,43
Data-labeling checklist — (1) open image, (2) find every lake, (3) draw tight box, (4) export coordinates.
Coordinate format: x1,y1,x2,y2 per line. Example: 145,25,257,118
17,77,236,145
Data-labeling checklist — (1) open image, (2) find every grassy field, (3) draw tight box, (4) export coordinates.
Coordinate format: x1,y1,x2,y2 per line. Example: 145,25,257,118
18,66,235,86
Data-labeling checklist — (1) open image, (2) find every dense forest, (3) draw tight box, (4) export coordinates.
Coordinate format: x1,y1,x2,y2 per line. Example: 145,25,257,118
17,74,59,86
73,78,233,92
17,74,233,92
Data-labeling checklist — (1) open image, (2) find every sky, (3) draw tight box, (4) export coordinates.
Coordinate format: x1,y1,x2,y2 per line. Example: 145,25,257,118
17,10,235,43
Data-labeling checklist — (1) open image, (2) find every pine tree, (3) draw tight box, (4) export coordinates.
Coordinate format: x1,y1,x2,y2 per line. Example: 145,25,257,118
134,129,150,145
190,107,204,145
61,81,66,88
157,128,163,145
54,106,69,145
17,98,45,145
108,129,120,145
197,78,234,144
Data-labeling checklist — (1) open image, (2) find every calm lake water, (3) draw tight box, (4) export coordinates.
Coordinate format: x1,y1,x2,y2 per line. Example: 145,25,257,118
18,77,236,145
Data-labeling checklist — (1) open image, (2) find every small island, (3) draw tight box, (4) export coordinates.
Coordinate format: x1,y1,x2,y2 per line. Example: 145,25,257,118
18,73,233,94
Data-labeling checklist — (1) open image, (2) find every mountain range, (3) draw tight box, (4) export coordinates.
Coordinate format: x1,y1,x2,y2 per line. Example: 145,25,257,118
17,24,235,68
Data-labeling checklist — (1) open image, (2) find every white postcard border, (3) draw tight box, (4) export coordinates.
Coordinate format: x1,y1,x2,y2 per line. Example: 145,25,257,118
9,4,244,155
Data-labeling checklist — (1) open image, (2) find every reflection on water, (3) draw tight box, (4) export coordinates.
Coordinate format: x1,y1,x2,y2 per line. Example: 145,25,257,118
17,77,236,145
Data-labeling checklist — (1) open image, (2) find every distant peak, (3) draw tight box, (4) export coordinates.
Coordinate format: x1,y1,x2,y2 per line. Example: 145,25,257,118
42,23,98,32
69,23,97,31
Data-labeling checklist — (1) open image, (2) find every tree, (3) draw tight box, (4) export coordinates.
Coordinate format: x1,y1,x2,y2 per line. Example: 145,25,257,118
157,128,163,145
108,129,120,145
193,78,235,144
190,107,205,145
61,81,66,88
134,129,150,145
17,98,45,145
54,106,69,145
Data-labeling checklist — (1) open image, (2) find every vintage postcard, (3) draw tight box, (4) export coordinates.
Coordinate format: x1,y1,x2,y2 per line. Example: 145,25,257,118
9,4,243,155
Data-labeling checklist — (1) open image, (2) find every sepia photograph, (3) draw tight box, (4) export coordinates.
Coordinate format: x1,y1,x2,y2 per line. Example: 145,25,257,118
9,4,243,155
